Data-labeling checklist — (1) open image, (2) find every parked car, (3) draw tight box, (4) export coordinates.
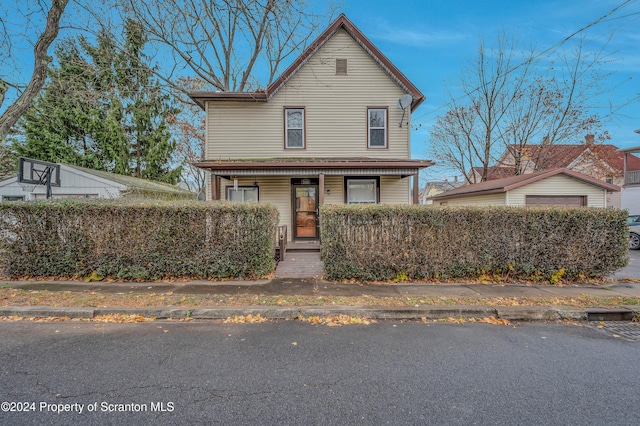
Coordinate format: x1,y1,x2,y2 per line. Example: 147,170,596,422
629,215,640,250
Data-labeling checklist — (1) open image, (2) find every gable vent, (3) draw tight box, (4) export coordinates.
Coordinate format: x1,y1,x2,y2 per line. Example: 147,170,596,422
336,58,347,75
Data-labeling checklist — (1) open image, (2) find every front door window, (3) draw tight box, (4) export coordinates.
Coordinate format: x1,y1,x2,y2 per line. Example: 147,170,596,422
294,184,318,239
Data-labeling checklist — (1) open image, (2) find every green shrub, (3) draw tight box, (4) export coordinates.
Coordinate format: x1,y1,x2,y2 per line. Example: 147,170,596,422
321,205,628,282
0,199,279,279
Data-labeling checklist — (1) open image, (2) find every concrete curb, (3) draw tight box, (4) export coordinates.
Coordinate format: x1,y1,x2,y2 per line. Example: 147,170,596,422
3,304,636,322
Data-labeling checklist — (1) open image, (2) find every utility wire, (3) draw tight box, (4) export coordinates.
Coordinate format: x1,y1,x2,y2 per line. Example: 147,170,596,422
411,0,638,128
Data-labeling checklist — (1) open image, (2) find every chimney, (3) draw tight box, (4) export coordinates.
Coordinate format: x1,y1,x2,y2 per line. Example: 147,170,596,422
585,134,595,145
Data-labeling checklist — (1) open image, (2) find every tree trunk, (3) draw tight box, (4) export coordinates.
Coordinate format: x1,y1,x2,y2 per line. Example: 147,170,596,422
0,0,68,142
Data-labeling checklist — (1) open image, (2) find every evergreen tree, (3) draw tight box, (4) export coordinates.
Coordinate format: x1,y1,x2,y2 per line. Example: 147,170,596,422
17,19,181,184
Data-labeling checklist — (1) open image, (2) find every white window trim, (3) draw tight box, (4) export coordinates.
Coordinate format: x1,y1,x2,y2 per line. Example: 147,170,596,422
347,178,378,204
367,108,387,148
285,108,305,149
226,186,259,202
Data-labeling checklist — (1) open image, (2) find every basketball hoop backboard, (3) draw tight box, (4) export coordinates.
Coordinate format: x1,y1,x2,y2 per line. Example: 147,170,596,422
17,157,61,199
18,157,61,186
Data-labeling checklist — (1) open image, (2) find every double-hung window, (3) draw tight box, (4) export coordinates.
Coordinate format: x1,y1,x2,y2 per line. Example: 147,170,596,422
367,108,387,148
227,186,259,202
285,108,305,149
346,178,377,204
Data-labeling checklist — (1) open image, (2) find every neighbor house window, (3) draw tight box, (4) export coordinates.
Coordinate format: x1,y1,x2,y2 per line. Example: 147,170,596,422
285,108,305,149
336,58,347,75
227,186,259,202
346,178,377,204
2,196,24,202
367,108,387,148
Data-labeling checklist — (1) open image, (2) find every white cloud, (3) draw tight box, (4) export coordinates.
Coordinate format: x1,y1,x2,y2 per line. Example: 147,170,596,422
369,21,468,48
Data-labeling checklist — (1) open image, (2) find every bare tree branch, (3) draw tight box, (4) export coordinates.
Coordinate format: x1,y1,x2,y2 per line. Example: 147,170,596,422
429,33,611,183
0,0,68,142
118,0,336,94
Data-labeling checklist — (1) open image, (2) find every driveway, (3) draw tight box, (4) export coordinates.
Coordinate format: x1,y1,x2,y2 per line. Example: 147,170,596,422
610,249,640,280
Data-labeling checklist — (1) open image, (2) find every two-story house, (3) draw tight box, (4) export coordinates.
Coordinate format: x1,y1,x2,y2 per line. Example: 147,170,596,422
189,14,433,241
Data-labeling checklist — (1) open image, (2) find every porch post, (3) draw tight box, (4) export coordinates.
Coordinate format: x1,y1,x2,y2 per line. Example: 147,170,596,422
211,173,220,201
318,173,325,205
318,174,324,243
413,173,419,204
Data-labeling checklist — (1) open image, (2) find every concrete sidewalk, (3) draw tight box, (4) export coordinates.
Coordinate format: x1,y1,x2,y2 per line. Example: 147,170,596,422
2,278,640,322
5,278,640,298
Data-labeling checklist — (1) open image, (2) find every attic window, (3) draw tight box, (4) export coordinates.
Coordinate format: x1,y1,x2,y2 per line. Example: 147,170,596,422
336,59,347,75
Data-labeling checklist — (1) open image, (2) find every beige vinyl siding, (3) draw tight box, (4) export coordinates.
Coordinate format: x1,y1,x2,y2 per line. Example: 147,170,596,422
323,175,344,204
507,175,607,207
435,193,506,206
206,29,411,160
380,176,410,204
221,176,292,232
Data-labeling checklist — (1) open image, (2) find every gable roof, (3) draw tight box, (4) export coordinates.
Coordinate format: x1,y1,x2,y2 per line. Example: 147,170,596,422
471,166,518,181
189,14,425,111
503,144,640,173
589,144,640,171
66,165,193,196
1,161,193,198
430,168,620,201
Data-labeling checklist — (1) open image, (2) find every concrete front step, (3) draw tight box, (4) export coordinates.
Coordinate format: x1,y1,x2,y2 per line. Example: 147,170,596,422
275,251,324,278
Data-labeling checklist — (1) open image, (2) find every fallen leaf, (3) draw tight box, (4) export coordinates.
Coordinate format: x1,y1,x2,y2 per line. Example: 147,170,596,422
223,314,268,324
478,316,511,326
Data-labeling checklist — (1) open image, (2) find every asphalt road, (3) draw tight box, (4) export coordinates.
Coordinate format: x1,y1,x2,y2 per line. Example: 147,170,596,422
1,321,639,425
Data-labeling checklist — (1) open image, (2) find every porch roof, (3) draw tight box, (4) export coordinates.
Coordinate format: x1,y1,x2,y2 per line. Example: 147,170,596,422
192,157,433,177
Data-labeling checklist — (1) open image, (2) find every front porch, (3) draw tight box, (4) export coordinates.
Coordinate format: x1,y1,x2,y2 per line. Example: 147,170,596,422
621,145,640,185
625,170,640,186
193,157,433,243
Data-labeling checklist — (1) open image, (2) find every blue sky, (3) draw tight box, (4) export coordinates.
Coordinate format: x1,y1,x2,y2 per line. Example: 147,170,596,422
341,0,640,173
2,0,638,180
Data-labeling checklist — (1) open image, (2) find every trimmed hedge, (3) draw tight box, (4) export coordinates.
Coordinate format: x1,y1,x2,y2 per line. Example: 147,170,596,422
321,205,628,281
0,199,279,279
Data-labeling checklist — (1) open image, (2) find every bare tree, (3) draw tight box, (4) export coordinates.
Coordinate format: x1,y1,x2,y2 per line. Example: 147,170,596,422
0,0,69,142
498,38,608,175
428,34,610,183
119,0,336,93
429,35,531,183
168,77,207,193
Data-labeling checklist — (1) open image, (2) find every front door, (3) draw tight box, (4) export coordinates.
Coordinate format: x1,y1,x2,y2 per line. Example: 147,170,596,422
293,183,318,239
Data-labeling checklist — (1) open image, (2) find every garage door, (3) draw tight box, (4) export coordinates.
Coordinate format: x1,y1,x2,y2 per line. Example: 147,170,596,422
525,195,586,206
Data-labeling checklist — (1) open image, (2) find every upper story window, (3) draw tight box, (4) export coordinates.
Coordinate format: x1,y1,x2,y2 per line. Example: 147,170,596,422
336,59,347,75
367,107,387,148
285,108,305,149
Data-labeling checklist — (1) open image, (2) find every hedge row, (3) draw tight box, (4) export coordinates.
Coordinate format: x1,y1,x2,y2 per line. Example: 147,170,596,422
321,205,628,281
0,199,279,279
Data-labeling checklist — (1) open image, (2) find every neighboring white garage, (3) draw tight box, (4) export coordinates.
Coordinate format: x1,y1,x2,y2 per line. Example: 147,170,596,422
429,168,619,208
0,160,194,201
